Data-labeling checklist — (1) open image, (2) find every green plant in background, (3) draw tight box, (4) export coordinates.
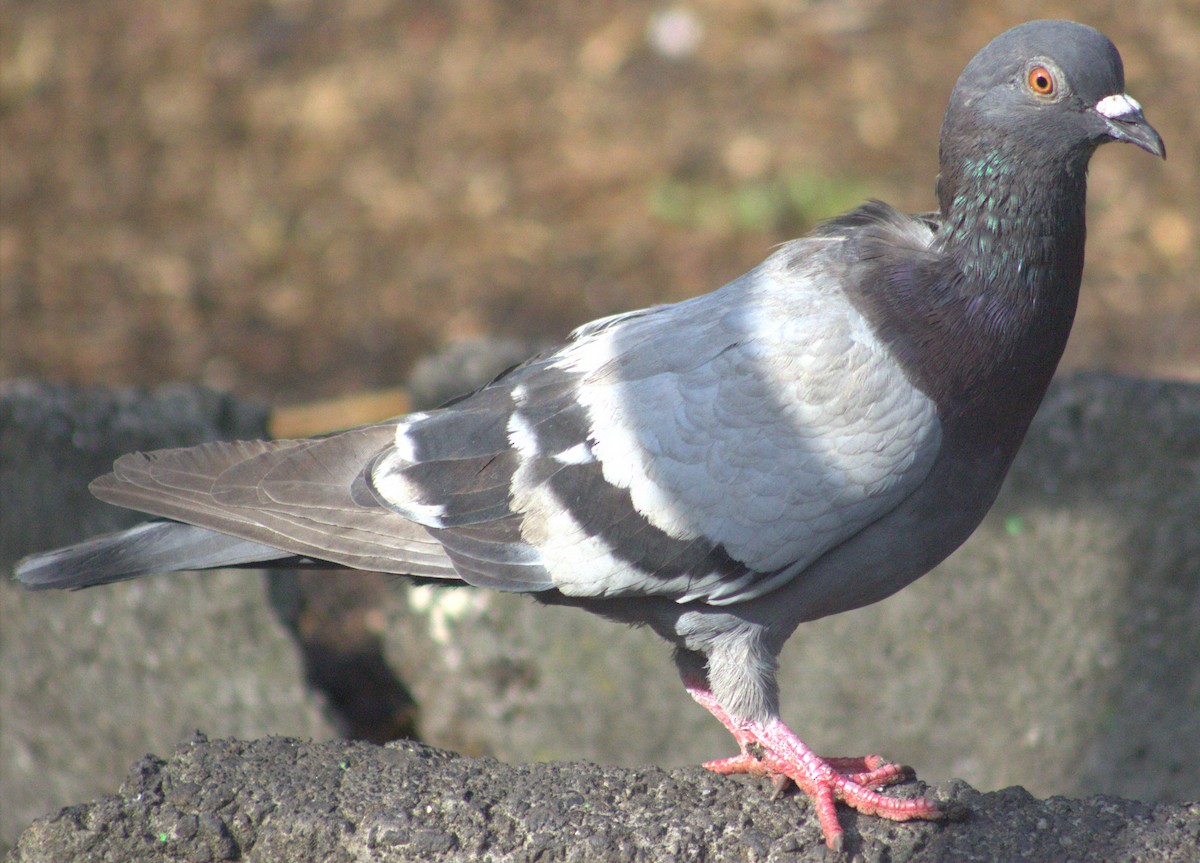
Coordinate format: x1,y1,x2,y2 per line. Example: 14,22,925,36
649,171,869,235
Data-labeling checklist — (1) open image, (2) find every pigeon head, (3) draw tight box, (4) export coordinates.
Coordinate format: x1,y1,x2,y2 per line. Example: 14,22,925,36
938,20,1164,218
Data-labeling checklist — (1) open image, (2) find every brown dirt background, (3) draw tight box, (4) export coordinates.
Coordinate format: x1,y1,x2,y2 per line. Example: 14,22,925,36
2,1,1197,408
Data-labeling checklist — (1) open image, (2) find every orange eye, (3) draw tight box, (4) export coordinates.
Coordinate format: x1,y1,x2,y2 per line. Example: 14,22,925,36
1028,66,1055,95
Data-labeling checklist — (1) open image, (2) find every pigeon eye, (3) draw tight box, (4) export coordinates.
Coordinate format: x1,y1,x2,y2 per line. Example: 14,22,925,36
1027,66,1055,95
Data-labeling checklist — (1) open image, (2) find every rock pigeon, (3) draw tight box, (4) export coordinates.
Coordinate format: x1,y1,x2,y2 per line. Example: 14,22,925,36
15,20,1163,852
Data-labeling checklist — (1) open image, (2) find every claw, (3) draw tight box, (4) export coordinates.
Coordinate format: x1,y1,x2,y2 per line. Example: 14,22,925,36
769,773,791,800
685,679,943,850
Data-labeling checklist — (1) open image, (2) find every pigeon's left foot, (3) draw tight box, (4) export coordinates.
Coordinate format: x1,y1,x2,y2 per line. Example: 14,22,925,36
686,681,942,852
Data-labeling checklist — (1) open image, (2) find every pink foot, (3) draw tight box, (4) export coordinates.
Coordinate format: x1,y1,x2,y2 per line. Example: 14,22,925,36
686,681,942,852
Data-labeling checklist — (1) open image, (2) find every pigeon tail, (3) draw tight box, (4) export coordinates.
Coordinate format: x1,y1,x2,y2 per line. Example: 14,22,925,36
15,521,302,590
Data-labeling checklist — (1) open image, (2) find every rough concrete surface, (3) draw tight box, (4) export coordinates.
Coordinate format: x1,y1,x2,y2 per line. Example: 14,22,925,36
11,735,1200,863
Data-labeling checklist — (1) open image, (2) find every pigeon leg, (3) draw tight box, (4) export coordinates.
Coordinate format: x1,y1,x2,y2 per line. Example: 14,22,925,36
685,679,941,852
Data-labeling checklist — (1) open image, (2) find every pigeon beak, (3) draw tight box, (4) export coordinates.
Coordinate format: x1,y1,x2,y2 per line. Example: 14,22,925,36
1094,93,1166,159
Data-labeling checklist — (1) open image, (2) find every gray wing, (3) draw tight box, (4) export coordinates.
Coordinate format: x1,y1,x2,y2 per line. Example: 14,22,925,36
373,234,944,606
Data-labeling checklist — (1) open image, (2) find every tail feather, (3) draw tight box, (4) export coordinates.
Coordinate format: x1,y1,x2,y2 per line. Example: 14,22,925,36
15,425,473,589
15,521,300,590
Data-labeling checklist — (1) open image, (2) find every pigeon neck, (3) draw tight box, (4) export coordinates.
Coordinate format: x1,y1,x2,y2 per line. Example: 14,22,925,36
936,146,1091,293
927,144,1090,438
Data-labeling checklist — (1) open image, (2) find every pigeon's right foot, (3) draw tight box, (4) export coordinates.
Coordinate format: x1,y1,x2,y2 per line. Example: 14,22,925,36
686,680,942,853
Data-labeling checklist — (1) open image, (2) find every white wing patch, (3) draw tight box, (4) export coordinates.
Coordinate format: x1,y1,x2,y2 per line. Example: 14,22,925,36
388,413,430,463
370,447,449,527
368,412,450,527
552,442,594,465
506,409,539,457
507,453,627,597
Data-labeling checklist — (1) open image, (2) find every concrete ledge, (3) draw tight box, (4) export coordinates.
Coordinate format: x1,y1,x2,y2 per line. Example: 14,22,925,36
12,735,1199,862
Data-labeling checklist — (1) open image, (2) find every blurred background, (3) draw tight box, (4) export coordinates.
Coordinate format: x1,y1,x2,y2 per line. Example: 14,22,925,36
2,0,1197,401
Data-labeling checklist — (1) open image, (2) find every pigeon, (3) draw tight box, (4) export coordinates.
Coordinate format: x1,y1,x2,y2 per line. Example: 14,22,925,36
15,19,1164,852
